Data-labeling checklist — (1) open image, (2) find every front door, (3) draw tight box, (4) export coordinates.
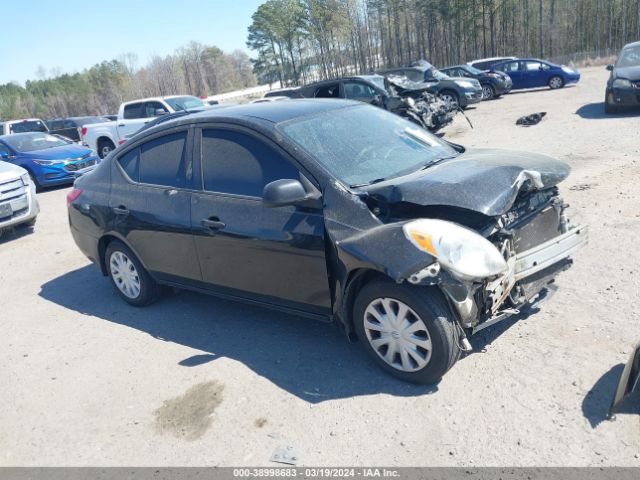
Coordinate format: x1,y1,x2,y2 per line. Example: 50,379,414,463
190,126,332,314
109,127,201,283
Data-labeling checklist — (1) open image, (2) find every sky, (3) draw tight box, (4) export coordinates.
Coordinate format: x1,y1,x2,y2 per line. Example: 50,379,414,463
0,0,265,85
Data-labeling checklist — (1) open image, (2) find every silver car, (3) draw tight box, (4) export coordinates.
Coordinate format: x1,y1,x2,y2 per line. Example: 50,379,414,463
0,161,39,231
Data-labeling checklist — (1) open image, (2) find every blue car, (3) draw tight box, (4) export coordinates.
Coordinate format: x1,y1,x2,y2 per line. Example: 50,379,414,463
492,58,580,90
0,132,99,190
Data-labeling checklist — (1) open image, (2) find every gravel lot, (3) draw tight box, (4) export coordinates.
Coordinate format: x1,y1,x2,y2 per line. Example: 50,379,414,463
1,66,639,467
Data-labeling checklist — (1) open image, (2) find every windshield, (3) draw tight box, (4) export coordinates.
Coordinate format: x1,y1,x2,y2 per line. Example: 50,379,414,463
164,96,206,111
617,45,640,68
279,105,458,187
431,68,451,80
9,120,48,134
466,65,484,75
2,132,71,152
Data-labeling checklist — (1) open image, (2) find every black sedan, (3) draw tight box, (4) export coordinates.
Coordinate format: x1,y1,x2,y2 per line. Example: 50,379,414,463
440,64,512,100
605,41,640,113
68,100,587,383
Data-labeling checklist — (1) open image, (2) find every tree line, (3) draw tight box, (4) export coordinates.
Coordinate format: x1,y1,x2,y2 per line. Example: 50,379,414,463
0,42,255,121
247,0,640,86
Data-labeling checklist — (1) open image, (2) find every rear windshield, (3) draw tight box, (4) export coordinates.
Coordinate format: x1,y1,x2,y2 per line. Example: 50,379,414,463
10,120,48,134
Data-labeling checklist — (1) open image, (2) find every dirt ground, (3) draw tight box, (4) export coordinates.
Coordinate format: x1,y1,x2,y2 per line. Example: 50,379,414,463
1,66,639,467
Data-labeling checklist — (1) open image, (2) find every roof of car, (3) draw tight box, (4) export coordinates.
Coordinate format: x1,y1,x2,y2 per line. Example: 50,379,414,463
172,99,360,125
468,56,517,64
623,40,640,49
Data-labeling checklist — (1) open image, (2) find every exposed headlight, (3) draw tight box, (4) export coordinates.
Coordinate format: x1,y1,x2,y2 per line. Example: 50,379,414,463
33,159,65,166
613,78,632,88
455,80,475,89
20,173,30,185
403,219,508,280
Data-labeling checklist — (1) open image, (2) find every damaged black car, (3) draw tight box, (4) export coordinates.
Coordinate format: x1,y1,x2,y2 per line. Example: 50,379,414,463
68,100,587,383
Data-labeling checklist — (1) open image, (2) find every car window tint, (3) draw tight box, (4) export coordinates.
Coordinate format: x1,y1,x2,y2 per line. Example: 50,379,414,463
139,131,187,188
201,129,299,197
117,147,140,182
123,103,144,119
344,82,377,100
502,62,519,72
143,102,167,118
315,84,341,98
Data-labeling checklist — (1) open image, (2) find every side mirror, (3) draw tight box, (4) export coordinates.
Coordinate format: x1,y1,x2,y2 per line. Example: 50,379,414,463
606,64,614,71
154,108,168,116
0,151,10,160
263,179,308,208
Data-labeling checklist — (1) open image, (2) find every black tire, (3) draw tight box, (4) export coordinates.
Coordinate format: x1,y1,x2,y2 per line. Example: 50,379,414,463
438,90,459,108
604,92,618,114
98,139,116,159
20,217,37,228
353,279,461,384
481,83,495,100
105,240,161,306
548,75,564,89
28,172,41,193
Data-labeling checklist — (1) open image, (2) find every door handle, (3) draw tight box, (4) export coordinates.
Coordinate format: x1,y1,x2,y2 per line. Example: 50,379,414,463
201,217,225,230
165,189,178,196
118,124,125,127
113,206,130,216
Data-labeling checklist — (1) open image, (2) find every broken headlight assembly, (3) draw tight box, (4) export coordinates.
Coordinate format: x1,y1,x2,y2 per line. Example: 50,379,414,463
403,219,508,281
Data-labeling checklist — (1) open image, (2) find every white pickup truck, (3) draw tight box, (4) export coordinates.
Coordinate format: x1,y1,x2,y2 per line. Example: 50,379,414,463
81,95,208,158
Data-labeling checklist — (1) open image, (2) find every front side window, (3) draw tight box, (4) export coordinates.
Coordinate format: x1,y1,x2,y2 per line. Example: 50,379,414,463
123,103,144,119
344,82,377,100
315,83,341,98
139,131,187,188
143,102,167,118
201,129,299,197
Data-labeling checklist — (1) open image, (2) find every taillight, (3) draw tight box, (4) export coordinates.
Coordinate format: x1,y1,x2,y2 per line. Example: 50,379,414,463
66,188,83,207
81,127,87,138
118,139,126,145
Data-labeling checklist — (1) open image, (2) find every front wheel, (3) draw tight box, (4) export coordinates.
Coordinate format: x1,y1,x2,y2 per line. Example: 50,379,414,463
481,83,495,100
549,76,564,89
353,280,461,383
438,90,459,109
105,240,161,306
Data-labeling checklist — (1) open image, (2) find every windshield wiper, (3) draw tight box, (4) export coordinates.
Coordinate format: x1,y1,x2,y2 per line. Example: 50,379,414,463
349,177,387,188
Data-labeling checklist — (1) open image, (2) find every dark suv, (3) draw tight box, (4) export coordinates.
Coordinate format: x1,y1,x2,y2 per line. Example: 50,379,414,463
440,64,512,100
605,41,640,113
68,100,586,383
47,117,110,142
377,61,483,108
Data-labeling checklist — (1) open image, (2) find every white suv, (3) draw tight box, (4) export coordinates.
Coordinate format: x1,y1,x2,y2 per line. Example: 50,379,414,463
0,118,49,135
0,162,39,231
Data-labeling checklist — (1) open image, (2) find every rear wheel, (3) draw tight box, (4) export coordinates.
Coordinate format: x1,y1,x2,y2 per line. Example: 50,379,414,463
105,240,161,306
481,83,495,100
98,139,116,159
353,279,461,384
549,76,564,89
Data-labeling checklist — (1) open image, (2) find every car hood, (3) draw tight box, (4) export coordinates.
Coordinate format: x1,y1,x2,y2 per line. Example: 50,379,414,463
363,148,570,216
614,65,640,80
18,144,93,160
0,161,28,182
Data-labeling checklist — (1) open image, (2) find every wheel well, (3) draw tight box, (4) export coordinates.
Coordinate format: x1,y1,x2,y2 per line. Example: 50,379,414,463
339,268,389,340
98,136,115,147
97,234,119,276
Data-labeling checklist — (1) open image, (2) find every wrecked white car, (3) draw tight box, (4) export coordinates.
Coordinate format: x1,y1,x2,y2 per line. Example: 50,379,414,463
68,100,587,383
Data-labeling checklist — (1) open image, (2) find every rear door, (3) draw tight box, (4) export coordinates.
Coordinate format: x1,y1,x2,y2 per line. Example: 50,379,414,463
521,60,547,88
190,125,331,314
499,61,524,88
109,126,201,284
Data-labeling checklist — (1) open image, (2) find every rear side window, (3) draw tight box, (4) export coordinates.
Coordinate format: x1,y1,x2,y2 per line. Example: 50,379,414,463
139,131,188,188
117,148,140,182
315,84,340,98
201,129,299,197
123,103,144,119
